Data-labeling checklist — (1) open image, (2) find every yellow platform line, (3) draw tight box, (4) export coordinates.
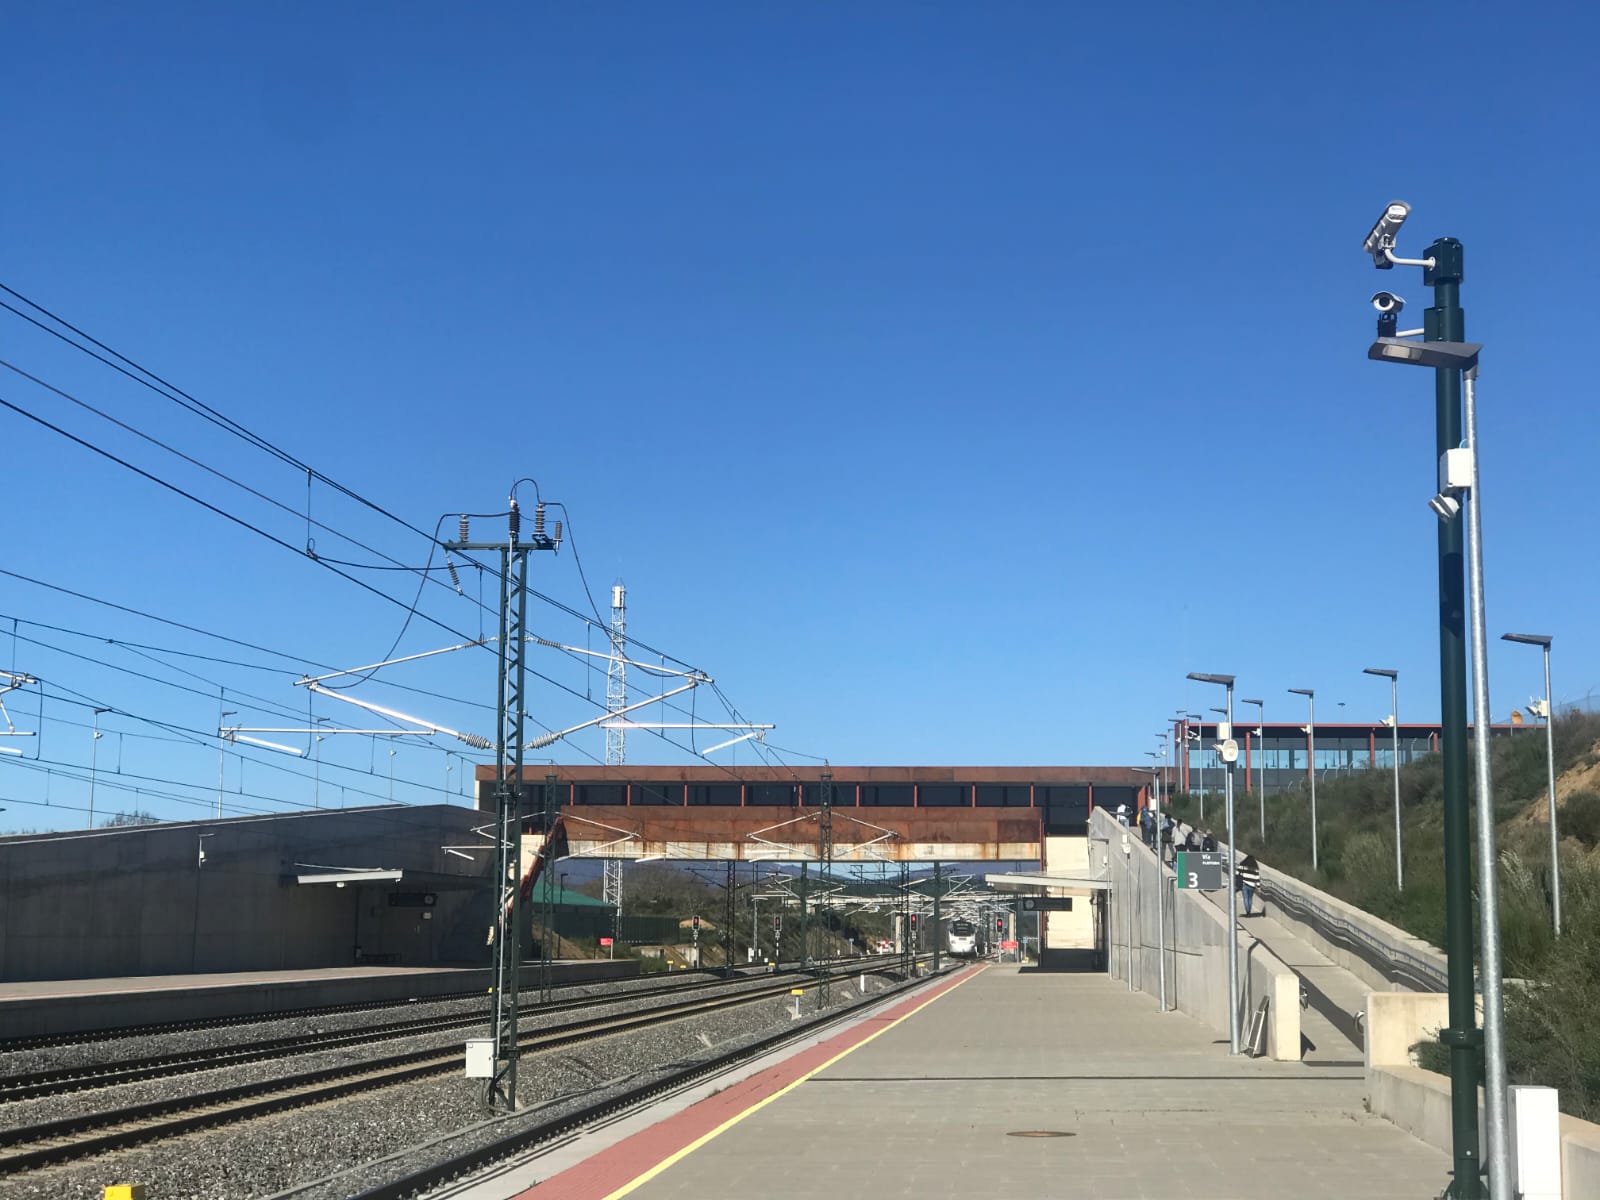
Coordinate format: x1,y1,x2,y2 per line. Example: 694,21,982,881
602,966,987,1199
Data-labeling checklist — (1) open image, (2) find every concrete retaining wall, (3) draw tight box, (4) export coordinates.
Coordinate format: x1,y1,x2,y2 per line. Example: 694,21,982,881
1093,811,1300,1061
1259,862,1447,993
0,805,493,981
1365,990,1600,1198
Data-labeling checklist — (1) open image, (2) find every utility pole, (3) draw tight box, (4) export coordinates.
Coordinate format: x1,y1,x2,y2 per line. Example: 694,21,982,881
817,770,833,1005
217,710,236,818
445,497,559,1114
931,860,942,974
603,582,627,950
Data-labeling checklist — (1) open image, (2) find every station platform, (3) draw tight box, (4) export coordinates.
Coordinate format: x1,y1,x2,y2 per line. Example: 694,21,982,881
463,962,1450,1200
0,959,636,1038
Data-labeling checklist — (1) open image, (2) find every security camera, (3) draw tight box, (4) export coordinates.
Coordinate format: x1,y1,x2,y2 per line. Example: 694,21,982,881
1363,201,1411,269
1371,291,1405,315
1427,493,1461,522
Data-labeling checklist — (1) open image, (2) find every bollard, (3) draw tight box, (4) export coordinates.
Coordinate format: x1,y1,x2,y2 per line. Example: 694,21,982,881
790,988,804,1019
1508,1085,1561,1200
859,972,866,993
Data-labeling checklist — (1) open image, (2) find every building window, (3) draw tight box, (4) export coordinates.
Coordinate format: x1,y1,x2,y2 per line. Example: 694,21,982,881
858,784,914,807
632,782,683,806
802,781,857,806
687,783,741,806
747,782,799,806
572,783,624,806
975,784,1032,807
1036,785,1089,835
917,784,968,807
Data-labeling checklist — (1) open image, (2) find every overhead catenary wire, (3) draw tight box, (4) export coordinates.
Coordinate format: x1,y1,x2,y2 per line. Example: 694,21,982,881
0,291,826,792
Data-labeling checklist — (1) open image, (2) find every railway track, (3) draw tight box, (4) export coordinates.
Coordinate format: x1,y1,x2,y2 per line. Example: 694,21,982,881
0,972,781,1103
0,959,921,1177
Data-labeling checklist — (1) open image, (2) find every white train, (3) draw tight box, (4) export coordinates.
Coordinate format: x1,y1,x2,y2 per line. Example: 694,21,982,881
945,918,987,958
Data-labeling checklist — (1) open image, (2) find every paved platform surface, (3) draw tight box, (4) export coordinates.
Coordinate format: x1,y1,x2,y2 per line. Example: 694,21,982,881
533,963,1450,1200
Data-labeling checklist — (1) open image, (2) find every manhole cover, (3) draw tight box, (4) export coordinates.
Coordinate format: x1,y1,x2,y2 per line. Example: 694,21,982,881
1006,1130,1074,1138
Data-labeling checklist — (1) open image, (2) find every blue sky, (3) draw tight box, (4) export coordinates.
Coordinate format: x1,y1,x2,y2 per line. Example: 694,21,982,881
1,4,1597,830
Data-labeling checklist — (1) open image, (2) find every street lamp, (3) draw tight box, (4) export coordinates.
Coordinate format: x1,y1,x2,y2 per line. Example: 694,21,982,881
1187,713,1206,820
1136,763,1168,1013
88,708,110,828
1363,669,1403,891
1241,698,1265,839
1187,671,1240,1055
1288,688,1317,870
1364,203,1504,1200
1503,632,1560,934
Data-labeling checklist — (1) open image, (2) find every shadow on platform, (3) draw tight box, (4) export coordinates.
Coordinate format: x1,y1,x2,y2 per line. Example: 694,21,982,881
1024,948,1104,972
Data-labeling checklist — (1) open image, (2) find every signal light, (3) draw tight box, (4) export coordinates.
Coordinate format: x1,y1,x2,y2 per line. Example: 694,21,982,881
692,915,700,930
910,914,918,927
996,917,1004,933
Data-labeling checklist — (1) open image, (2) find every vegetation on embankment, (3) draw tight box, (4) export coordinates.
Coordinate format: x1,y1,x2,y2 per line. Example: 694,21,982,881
1164,710,1600,1121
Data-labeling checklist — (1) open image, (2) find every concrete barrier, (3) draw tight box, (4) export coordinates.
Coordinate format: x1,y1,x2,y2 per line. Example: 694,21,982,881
1094,811,1300,1061
1258,861,1447,994
1364,990,1600,1199
0,959,638,1038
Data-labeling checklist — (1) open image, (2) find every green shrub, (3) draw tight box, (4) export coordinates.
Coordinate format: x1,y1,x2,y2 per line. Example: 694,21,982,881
1563,789,1600,847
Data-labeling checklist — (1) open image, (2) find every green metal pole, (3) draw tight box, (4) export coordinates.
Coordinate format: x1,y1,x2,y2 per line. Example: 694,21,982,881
1426,237,1482,1200
932,861,942,974
799,861,809,969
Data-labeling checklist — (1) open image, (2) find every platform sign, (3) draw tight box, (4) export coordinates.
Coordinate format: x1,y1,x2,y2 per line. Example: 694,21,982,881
1175,850,1226,891
599,937,613,947
1020,896,1073,912
1001,940,1018,952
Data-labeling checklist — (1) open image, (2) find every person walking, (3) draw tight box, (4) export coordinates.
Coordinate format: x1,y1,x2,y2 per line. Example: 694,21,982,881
1200,829,1218,853
1159,815,1175,864
1115,803,1130,828
1139,807,1156,848
1237,852,1262,916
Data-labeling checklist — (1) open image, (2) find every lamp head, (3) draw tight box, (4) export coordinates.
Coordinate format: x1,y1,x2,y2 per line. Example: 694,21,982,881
1363,201,1410,268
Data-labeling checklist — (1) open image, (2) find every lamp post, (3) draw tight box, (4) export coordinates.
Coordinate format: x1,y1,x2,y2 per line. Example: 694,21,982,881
1363,201,1502,1200
1187,672,1240,1054
1362,669,1403,891
1241,698,1265,840
1288,688,1317,870
1138,763,1168,1012
1504,632,1560,934
217,711,236,819
1187,713,1206,821
88,708,110,828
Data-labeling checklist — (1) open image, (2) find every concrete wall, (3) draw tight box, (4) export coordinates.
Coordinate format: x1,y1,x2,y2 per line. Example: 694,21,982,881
1093,811,1300,1061
0,805,493,981
1259,861,1447,993
1365,991,1600,1199
1041,834,1094,949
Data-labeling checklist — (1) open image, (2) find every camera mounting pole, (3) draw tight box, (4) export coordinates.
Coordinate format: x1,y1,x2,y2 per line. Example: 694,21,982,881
1419,237,1497,1200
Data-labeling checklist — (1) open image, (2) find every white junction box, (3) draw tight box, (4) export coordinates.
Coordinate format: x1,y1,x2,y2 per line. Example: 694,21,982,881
465,1037,494,1079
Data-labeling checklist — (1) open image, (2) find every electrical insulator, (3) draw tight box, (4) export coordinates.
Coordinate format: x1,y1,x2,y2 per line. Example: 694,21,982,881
508,500,520,542
445,553,462,594
533,502,546,539
553,520,563,546
458,514,469,541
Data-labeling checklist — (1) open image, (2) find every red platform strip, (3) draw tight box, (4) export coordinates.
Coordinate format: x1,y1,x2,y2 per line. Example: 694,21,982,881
523,964,986,1200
